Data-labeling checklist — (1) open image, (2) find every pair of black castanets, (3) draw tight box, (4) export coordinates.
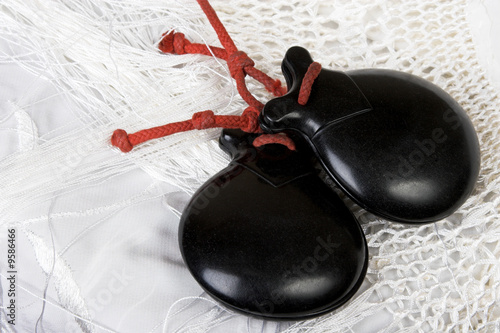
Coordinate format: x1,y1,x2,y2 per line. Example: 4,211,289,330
110,0,480,320
178,46,480,319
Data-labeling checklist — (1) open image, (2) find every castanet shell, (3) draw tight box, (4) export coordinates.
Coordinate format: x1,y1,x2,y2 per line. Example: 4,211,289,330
261,46,481,223
179,129,368,319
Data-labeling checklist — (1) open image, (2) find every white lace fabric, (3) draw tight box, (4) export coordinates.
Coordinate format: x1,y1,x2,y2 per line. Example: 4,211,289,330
0,0,499,332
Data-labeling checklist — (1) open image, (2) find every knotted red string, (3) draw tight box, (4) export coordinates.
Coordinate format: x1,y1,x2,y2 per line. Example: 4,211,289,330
111,107,262,153
112,0,320,153
159,31,286,100
159,31,227,59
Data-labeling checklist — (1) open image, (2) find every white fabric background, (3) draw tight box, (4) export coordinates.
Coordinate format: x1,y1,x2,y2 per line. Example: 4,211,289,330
0,0,499,332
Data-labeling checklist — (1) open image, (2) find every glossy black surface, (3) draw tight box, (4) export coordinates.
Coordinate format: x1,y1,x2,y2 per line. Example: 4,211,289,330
261,46,481,223
179,129,368,319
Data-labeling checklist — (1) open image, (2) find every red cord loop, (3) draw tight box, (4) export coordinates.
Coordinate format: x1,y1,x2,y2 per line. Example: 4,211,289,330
253,134,296,151
298,62,322,106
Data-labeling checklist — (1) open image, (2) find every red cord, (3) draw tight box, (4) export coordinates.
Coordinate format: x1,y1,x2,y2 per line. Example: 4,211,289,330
253,134,296,151
111,107,261,152
112,0,319,153
158,31,286,100
298,62,322,105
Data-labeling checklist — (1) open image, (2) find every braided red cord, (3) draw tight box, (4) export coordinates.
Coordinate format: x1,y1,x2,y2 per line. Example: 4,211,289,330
111,0,319,153
159,31,228,59
253,134,296,151
111,107,261,152
159,31,286,99
298,62,322,105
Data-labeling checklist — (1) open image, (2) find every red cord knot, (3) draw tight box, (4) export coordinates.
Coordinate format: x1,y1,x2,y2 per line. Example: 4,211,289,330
159,31,189,55
111,129,133,153
227,51,254,79
298,62,322,105
240,107,261,132
253,133,296,151
192,110,216,129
